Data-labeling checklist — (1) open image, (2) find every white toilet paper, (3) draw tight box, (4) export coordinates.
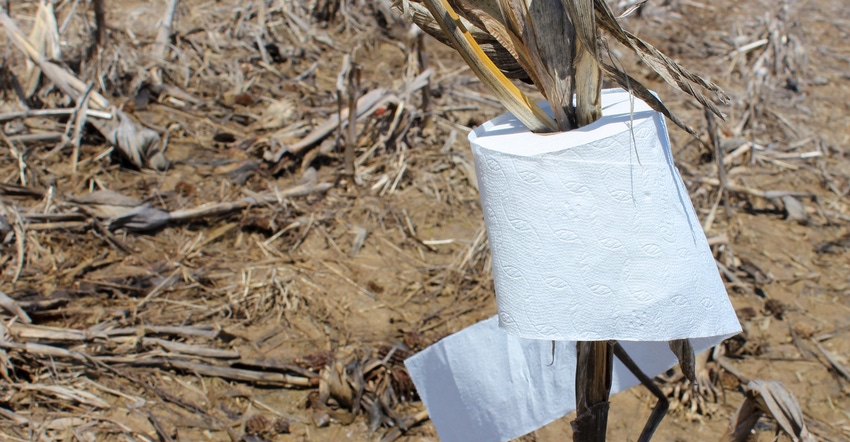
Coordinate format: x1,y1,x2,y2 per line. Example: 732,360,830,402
403,89,741,442
405,316,736,442
469,89,740,341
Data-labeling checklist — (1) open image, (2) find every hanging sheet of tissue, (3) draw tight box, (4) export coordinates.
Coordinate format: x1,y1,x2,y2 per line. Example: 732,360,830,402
405,317,736,442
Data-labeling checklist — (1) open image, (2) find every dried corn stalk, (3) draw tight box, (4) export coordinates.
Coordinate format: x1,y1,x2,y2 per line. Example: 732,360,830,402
393,0,729,133
1,7,169,170
24,0,61,97
417,0,558,132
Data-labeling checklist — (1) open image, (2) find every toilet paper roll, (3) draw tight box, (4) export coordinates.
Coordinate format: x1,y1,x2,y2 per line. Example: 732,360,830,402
469,89,740,341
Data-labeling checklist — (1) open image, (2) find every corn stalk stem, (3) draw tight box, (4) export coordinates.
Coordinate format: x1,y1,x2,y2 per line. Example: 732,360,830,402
561,0,602,126
572,340,614,442
93,0,106,46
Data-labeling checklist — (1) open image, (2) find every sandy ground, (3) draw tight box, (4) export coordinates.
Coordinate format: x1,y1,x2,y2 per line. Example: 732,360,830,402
0,0,849,441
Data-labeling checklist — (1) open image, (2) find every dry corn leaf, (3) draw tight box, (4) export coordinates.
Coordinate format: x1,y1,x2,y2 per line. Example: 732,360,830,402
395,0,728,133
667,338,695,383
24,0,61,97
498,0,575,130
1,9,169,170
70,190,171,232
561,0,602,125
599,60,697,135
418,0,557,132
18,384,111,408
107,110,169,170
70,190,141,208
591,0,729,117
107,204,171,232
722,380,814,442
397,1,530,80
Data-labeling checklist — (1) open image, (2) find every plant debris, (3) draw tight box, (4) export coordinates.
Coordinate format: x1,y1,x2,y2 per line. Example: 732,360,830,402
1,0,849,440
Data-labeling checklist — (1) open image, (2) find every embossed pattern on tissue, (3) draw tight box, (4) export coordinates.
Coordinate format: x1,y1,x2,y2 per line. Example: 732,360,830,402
471,113,738,341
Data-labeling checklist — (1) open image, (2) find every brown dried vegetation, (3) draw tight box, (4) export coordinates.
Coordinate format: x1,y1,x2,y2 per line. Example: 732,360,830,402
1,0,849,441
